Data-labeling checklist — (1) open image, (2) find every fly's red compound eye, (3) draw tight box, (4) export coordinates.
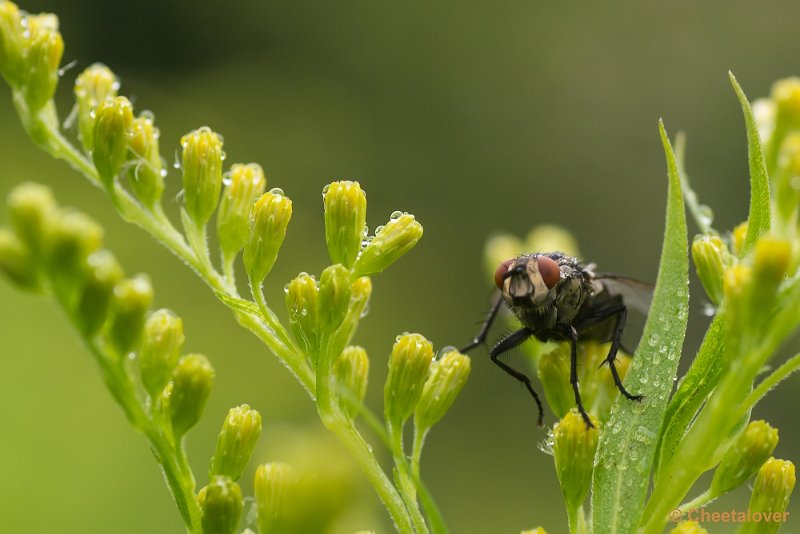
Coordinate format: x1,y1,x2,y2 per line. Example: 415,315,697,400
536,256,560,289
494,259,515,289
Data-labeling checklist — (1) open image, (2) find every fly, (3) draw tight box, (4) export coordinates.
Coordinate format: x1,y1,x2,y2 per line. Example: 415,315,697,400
461,252,652,428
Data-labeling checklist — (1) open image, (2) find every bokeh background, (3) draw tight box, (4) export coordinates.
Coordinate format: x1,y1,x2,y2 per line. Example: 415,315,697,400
1,1,799,532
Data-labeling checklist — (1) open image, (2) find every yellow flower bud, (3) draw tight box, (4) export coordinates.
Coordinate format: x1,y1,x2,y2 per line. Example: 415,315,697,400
0,1,25,86
334,346,369,419
7,181,56,254
199,476,243,534
732,221,748,257
139,309,185,398
772,77,800,131
128,113,163,208
352,212,423,277
92,96,133,185
244,190,292,285
692,234,731,306
107,274,152,355
318,264,351,333
384,333,433,427
711,420,779,497
74,63,118,153
285,272,319,360
669,521,708,534
552,409,599,513
323,180,367,268
210,404,262,482
20,14,63,111
254,462,295,534
526,225,580,257
180,127,223,227
415,350,471,430
742,458,795,534
75,250,123,336
168,353,214,437
217,163,266,260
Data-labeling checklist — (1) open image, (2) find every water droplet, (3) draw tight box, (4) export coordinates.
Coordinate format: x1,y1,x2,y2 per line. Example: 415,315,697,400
269,187,284,196
360,303,371,318
390,210,404,220
57,59,79,77
375,225,385,235
322,183,331,195
300,309,307,317
702,302,717,317
698,204,714,228
283,283,290,294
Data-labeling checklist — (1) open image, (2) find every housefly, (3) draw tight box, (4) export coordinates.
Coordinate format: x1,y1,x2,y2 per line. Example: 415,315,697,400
461,252,652,428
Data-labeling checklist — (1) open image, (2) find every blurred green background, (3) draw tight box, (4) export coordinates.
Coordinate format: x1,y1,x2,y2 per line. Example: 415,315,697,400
1,1,799,532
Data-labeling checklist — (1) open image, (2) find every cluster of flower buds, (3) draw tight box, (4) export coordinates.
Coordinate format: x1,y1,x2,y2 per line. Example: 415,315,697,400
0,183,221,440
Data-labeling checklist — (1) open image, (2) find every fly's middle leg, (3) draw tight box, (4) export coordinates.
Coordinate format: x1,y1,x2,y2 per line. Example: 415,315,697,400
605,305,644,402
567,328,594,429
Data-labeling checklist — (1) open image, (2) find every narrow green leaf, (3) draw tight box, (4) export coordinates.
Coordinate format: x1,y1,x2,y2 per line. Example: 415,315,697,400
591,121,689,534
653,310,726,481
729,72,771,254
674,132,716,235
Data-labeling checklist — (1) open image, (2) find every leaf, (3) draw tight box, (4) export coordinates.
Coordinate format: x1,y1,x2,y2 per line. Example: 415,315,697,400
729,72,771,254
652,310,726,481
591,121,689,534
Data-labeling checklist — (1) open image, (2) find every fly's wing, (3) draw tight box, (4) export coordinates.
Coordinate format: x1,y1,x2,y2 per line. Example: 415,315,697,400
590,273,654,314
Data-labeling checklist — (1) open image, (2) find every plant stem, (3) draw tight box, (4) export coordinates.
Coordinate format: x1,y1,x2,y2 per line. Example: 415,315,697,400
388,421,430,534
737,352,800,420
678,489,715,514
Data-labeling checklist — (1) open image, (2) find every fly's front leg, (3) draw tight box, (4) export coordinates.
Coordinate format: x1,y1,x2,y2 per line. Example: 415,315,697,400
460,291,504,353
489,328,545,426
605,306,644,402
567,327,594,429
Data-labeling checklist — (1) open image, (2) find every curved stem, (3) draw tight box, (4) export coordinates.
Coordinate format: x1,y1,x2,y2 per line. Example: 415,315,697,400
737,352,800,420
678,489,716,514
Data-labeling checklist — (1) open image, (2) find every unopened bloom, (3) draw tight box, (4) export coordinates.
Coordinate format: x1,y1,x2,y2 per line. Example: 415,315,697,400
323,180,366,268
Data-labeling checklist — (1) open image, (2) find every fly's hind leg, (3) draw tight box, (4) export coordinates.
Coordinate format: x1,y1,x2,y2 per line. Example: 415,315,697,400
489,328,545,427
566,327,594,428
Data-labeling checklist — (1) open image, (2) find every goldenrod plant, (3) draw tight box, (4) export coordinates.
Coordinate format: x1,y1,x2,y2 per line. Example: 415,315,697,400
1,2,800,533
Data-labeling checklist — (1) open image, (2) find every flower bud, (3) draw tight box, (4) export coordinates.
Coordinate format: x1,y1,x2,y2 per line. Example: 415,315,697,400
384,333,434,427
139,309,185,398
352,212,423,277
334,276,372,348
323,180,367,268
169,353,214,437
334,346,369,418
210,404,262,482
669,521,708,534
732,221,748,257
107,275,153,355
7,181,56,254
75,250,123,336
723,264,752,303
537,345,573,419
0,1,25,86
415,350,471,430
244,190,292,285
127,114,163,208
711,420,779,497
199,476,243,534
254,462,295,534
285,272,319,359
20,15,63,111
180,127,223,227
520,529,549,534
743,458,795,534
45,209,103,274
217,163,266,260
484,234,524,281
552,409,599,512
74,63,119,153
318,264,351,333
0,227,38,290
752,236,790,290
526,225,580,257
772,77,800,131
92,96,133,185
692,235,731,306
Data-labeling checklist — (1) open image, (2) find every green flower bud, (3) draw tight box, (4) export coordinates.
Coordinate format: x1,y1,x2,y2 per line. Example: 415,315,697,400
318,264,351,333
217,163,266,260
75,250,124,336
20,15,63,111
334,276,372,349
107,275,153,355
74,63,119,153
741,458,795,534
323,180,367,268
552,409,599,512
128,114,164,208
169,353,214,437
484,234,524,281
711,420,779,497
139,309,185,398
352,212,423,277
0,227,38,290
526,225,580,257
180,127,223,227
334,346,369,418
537,345,573,419
0,1,25,86
384,333,434,427
45,209,103,274
7,181,56,254
209,404,262,482
415,350,471,430
254,462,295,534
692,235,731,306
669,521,708,534
244,190,292,285
92,96,133,185
199,476,243,534
285,272,320,359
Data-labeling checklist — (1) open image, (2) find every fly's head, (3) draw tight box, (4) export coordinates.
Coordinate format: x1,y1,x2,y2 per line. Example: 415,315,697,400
495,254,561,311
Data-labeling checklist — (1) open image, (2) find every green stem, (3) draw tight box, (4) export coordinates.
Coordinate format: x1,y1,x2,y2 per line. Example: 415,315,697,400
678,489,716,514
388,421,430,534
737,351,800,420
